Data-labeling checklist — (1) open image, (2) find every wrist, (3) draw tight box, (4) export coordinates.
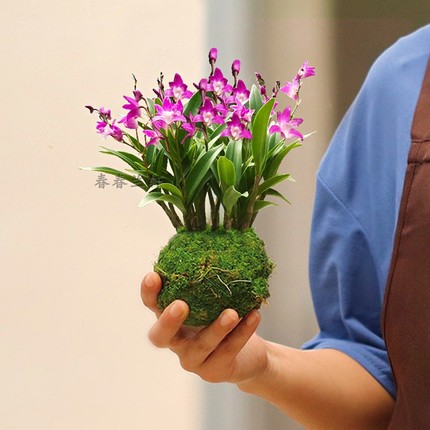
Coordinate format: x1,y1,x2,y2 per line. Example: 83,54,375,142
236,340,280,395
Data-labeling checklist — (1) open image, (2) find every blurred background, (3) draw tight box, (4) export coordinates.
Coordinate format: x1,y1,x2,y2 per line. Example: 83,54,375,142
1,1,428,429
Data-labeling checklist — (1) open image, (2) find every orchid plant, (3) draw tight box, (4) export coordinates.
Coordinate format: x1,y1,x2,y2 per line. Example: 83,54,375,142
85,49,315,232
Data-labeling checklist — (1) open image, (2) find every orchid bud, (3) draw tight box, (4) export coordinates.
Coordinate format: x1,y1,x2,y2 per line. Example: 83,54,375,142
254,72,265,87
156,72,165,98
208,48,218,76
260,86,267,97
157,72,165,90
272,80,281,97
133,90,143,102
85,105,96,114
232,59,241,75
99,107,111,120
209,48,218,63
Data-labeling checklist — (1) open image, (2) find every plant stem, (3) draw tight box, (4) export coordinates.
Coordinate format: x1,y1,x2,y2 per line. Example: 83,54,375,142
223,210,232,230
208,189,220,230
240,174,261,231
157,201,183,229
168,202,184,227
195,190,207,230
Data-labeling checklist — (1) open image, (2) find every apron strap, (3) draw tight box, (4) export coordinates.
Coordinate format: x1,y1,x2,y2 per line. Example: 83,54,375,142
382,56,430,429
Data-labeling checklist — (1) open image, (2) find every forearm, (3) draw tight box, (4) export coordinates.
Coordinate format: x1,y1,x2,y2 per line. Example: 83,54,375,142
238,342,394,430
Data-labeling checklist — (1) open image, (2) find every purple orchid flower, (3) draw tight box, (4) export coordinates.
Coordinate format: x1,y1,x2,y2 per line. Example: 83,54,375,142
194,98,225,127
297,60,315,79
280,77,300,101
143,129,162,147
182,112,198,135
228,79,250,105
209,67,232,96
96,120,123,142
165,73,193,101
119,115,139,129
214,101,228,118
221,113,252,141
194,77,211,95
231,100,254,123
133,90,143,102
99,106,111,120
269,106,304,141
152,98,186,129
182,121,196,136
119,93,142,129
180,113,200,144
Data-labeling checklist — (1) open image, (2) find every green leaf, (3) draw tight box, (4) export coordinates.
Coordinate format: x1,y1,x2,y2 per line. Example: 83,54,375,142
207,123,226,143
156,183,184,199
138,192,186,214
185,145,224,204
253,200,277,212
123,133,145,153
144,143,157,164
258,173,291,195
217,156,236,192
206,127,225,149
225,139,243,187
251,98,275,175
81,166,146,189
209,175,222,200
267,131,281,152
100,147,144,171
239,161,256,194
183,91,202,115
222,185,248,214
249,84,263,113
153,146,170,176
265,188,291,204
265,140,302,179
146,97,155,116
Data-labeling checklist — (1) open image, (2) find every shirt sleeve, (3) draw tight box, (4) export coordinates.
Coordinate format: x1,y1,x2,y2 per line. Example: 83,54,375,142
302,173,395,397
301,26,430,400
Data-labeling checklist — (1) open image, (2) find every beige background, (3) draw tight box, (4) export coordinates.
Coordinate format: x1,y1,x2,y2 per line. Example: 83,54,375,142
1,1,206,429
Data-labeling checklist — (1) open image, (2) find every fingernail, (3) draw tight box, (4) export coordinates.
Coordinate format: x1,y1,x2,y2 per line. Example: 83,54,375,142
145,272,157,289
245,311,259,327
220,309,236,327
170,301,184,318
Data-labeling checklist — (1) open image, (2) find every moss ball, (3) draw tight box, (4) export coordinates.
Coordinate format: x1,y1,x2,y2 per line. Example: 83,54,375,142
154,228,274,326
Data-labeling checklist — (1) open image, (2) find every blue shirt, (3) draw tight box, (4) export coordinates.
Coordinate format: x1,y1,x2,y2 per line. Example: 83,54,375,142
303,25,430,398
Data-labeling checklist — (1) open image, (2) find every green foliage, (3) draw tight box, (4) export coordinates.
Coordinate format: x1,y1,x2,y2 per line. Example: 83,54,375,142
84,64,312,232
250,98,275,176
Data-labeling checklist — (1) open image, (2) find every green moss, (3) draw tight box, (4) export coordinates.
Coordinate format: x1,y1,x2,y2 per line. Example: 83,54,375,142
154,228,274,326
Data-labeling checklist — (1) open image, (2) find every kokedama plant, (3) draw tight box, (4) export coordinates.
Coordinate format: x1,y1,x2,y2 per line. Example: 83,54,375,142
84,48,315,326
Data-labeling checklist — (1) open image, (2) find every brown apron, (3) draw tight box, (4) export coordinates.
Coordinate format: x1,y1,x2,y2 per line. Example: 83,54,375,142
383,57,430,429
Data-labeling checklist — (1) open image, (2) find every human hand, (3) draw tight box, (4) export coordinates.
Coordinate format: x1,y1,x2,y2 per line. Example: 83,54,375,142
141,271,270,384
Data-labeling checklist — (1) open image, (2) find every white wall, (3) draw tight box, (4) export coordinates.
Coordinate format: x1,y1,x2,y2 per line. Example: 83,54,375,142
0,1,205,429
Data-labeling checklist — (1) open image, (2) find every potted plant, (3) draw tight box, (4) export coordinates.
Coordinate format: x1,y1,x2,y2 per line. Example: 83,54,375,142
84,48,315,326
